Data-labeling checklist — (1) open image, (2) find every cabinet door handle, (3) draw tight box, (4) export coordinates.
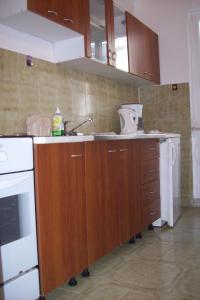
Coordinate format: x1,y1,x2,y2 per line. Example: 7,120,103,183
150,210,156,215
108,149,117,153
47,10,58,17
149,147,156,150
71,154,82,158
149,191,155,194
120,149,128,152
64,18,74,23
148,169,155,173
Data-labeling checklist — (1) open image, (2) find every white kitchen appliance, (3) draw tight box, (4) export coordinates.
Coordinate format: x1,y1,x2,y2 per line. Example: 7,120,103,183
0,137,40,300
153,134,181,227
118,103,144,134
192,129,200,205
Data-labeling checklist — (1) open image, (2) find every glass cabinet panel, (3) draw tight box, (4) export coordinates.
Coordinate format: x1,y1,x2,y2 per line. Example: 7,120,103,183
113,6,128,72
90,0,107,64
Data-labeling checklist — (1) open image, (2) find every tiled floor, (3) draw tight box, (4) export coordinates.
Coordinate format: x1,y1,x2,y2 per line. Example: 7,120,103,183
47,208,200,300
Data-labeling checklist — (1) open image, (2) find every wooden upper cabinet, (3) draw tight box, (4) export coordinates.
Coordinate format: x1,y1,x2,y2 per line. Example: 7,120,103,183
28,0,89,35
126,12,145,78
144,26,160,84
126,12,160,84
105,0,115,67
88,0,129,70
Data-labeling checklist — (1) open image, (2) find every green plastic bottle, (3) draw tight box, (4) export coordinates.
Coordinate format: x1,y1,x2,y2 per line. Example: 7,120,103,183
52,107,64,136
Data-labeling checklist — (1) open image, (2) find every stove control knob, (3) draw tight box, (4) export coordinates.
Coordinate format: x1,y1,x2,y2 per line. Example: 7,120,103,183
0,151,8,162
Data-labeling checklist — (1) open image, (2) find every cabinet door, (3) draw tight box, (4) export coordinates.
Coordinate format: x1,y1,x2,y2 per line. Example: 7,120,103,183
118,141,131,243
113,5,128,72
34,143,88,295
126,12,160,84
85,142,107,265
126,12,145,78
28,0,56,19
144,26,160,84
129,140,142,236
28,0,89,35
58,0,89,35
140,139,161,228
64,143,88,276
89,0,108,63
105,0,115,67
89,0,116,66
103,141,120,252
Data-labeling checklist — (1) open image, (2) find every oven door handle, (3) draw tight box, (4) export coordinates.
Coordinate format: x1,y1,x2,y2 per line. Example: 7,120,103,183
0,175,30,190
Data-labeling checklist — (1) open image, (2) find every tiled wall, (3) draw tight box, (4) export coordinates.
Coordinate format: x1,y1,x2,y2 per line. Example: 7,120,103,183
139,83,192,207
0,48,138,135
0,49,193,206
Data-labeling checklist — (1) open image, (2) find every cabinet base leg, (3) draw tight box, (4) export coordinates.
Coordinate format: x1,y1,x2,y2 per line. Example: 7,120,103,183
136,232,142,239
39,296,46,300
148,224,154,230
68,277,77,287
81,268,90,277
129,236,135,244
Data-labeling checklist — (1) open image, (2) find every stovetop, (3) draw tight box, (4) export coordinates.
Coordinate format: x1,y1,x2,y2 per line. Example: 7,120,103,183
0,134,34,138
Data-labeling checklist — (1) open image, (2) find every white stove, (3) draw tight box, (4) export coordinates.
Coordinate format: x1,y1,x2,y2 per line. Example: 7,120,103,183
0,137,40,300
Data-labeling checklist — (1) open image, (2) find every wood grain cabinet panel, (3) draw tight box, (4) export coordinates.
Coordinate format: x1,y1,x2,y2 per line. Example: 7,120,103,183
126,12,160,84
34,138,161,295
28,0,89,35
144,26,160,84
85,139,142,265
84,141,107,265
140,139,161,228
126,12,145,78
34,143,88,295
129,140,142,236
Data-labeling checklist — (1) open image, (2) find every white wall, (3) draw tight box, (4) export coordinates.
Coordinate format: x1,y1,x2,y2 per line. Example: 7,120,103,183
117,0,200,84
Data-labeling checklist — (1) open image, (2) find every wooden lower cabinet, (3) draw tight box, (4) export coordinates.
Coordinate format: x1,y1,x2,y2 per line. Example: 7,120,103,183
34,143,88,295
34,139,160,295
140,139,161,228
85,140,141,265
84,141,107,265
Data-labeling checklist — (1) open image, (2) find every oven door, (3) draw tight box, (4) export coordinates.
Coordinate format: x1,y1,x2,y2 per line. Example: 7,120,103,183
0,171,38,283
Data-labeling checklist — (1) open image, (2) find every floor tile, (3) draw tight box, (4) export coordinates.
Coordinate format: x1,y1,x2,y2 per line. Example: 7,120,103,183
47,208,200,300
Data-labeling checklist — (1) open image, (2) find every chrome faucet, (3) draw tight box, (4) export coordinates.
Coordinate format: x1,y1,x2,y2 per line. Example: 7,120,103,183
64,117,94,136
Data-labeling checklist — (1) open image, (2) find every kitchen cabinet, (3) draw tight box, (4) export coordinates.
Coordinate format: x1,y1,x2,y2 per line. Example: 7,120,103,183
84,141,107,264
85,140,141,265
33,138,160,295
140,139,160,228
126,12,160,84
118,140,141,243
28,0,89,35
85,141,120,264
34,143,88,295
88,0,128,70
89,0,113,65
129,140,142,237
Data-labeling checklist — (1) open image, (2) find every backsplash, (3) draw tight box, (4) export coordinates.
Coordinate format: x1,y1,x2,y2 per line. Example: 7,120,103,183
0,48,138,135
0,49,193,207
139,83,192,207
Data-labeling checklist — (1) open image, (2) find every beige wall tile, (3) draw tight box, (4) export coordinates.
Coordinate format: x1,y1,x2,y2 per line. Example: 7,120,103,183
19,84,40,114
0,81,19,111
